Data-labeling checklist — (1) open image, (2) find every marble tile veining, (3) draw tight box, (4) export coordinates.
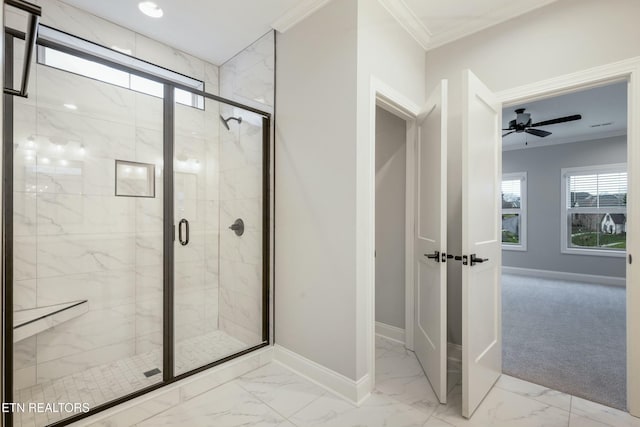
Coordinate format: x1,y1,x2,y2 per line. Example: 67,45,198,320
128,336,637,427
237,362,326,418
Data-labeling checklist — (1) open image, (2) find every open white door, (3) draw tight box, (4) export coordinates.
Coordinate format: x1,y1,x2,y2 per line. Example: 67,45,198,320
461,69,502,418
414,80,448,403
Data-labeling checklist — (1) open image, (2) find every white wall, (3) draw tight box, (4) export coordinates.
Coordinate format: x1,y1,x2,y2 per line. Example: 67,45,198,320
275,0,359,379
355,0,426,379
424,0,640,345
375,107,406,330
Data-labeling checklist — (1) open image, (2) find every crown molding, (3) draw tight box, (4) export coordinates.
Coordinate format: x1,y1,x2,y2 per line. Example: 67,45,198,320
377,0,431,51
271,0,335,33
426,0,558,50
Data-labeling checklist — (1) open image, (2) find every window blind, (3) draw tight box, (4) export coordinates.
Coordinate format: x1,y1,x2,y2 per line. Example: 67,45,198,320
502,179,521,207
568,172,627,208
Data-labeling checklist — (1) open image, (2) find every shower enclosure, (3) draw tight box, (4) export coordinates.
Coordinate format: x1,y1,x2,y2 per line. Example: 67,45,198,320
3,16,270,427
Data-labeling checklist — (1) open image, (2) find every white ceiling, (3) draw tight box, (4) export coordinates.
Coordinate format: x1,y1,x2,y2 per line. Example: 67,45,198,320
59,0,299,65
59,0,560,65
502,82,628,151
387,0,558,50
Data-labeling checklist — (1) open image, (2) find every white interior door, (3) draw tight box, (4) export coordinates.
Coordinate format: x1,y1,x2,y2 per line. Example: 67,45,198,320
414,79,448,403
461,69,502,418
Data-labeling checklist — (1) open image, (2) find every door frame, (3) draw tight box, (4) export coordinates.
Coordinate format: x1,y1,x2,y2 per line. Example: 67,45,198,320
494,56,640,416
367,77,421,392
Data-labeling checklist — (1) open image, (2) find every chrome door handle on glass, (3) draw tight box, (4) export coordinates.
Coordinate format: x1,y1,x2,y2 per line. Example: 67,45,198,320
178,218,189,246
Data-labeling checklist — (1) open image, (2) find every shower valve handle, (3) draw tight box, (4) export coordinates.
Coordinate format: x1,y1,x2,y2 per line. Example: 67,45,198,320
229,218,244,236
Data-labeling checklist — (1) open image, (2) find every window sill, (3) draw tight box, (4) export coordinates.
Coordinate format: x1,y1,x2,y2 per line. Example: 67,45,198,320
561,247,626,258
502,245,527,252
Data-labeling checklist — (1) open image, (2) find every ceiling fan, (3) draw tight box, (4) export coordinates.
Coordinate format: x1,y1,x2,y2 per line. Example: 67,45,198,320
502,108,582,138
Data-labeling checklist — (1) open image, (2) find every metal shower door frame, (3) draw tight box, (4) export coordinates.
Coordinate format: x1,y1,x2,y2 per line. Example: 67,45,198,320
2,27,272,427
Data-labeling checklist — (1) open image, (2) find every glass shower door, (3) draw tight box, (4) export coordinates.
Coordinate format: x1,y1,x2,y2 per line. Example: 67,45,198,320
10,41,165,427
173,90,267,375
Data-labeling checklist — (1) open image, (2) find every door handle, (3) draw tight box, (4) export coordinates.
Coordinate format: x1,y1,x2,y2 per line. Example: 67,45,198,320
470,254,488,266
425,251,440,262
178,218,189,246
4,0,41,98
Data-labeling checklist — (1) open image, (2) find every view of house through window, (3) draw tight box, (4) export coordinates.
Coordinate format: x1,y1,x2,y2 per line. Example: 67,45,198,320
563,164,627,254
501,172,526,249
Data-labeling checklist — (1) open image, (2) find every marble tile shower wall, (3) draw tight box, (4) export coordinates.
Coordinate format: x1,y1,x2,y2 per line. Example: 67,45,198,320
173,101,220,352
11,0,221,390
218,31,274,345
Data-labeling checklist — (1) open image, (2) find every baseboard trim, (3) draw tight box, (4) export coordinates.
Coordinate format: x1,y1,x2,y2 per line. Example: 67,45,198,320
502,266,625,287
375,321,405,344
273,344,371,405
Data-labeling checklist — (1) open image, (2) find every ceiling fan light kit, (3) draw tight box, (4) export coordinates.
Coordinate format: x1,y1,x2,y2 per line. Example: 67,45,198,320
502,108,582,142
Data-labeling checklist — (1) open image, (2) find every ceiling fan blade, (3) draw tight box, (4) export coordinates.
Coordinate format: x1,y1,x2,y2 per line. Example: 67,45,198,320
531,114,582,127
502,131,516,137
525,128,551,138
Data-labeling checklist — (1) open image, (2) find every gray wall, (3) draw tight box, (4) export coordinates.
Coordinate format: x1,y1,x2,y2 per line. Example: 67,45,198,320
375,107,406,329
424,0,640,345
275,0,359,379
503,136,627,278
276,0,428,381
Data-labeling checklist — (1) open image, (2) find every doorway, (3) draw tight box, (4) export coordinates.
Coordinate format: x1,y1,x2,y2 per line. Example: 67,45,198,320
500,81,628,409
374,106,407,345
373,104,442,411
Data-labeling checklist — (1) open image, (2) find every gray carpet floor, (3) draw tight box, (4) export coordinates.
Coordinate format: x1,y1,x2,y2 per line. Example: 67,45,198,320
502,273,626,410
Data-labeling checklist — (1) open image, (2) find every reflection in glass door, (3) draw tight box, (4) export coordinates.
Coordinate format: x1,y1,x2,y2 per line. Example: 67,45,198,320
173,92,267,375
9,36,165,426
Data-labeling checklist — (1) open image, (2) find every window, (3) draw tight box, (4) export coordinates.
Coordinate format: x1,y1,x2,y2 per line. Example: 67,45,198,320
36,26,204,109
501,172,527,251
561,163,627,256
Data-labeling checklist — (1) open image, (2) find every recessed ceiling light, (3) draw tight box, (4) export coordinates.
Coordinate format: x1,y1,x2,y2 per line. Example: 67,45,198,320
63,103,77,110
138,1,163,18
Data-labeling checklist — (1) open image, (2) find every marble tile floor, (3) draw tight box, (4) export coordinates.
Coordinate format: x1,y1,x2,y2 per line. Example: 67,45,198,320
14,330,248,427
130,336,640,427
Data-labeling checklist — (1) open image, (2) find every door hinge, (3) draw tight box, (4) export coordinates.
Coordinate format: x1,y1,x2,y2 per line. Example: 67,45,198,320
630,254,633,265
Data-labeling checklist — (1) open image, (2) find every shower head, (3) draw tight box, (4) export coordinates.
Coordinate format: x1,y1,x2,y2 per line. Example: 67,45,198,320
220,115,242,130
220,114,230,130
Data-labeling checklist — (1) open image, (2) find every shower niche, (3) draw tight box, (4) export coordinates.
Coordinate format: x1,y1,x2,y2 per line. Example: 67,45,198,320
4,21,270,427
